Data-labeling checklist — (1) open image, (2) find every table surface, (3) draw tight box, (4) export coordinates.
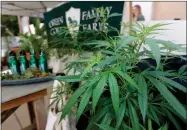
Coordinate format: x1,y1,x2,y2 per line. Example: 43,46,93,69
2,81,54,103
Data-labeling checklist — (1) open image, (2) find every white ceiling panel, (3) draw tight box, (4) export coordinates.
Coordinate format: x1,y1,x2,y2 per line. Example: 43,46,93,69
1,1,66,18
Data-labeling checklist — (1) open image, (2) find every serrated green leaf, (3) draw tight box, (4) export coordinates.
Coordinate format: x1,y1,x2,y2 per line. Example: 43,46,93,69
60,75,100,121
120,64,137,72
164,104,185,122
147,23,170,34
146,39,160,68
158,123,168,130
94,56,117,69
97,124,115,130
86,105,111,130
149,105,160,125
114,70,139,89
94,44,110,48
55,75,83,82
146,76,186,120
152,94,163,102
108,73,119,114
143,70,177,77
123,124,133,130
116,36,137,51
140,125,146,130
76,86,93,120
81,62,95,79
109,13,122,17
60,85,87,121
101,50,115,55
135,22,143,31
159,76,186,93
178,65,187,75
128,101,140,130
156,39,184,51
92,74,108,112
138,75,147,123
116,100,126,129
163,107,182,130
83,40,110,47
101,112,112,126
151,105,163,116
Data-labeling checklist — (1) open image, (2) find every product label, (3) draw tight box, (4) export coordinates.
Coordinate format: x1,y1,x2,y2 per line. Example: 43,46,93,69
10,64,18,74
9,56,18,74
20,56,26,74
30,55,36,68
39,63,45,72
39,56,46,72
20,63,26,74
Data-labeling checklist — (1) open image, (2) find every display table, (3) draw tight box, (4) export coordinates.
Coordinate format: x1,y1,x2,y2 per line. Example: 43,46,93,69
1,81,54,130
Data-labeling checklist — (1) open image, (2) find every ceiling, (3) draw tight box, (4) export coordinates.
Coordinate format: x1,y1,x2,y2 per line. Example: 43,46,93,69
1,1,66,18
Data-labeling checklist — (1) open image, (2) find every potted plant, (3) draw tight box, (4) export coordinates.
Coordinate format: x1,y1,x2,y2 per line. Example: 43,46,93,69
19,18,49,59
50,9,186,130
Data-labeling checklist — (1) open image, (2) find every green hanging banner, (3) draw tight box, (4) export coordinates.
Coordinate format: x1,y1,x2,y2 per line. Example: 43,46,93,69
43,1,124,37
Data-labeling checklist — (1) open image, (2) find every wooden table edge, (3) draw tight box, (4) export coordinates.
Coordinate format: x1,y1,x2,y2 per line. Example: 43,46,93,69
1,89,48,112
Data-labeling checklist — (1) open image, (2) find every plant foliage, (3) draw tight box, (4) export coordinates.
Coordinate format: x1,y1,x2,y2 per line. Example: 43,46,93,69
51,8,186,130
19,18,52,58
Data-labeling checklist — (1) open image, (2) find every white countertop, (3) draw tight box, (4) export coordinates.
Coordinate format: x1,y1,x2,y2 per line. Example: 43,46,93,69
1,81,54,103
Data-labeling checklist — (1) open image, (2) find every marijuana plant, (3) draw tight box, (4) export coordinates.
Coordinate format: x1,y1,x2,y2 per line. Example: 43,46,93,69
52,8,186,130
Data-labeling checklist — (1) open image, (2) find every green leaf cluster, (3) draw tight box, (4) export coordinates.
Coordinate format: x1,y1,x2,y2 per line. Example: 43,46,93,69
52,8,186,130
19,18,51,58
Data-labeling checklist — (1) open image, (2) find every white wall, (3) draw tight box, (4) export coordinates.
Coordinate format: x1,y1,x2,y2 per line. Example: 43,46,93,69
141,20,186,45
138,20,186,55
152,2,186,20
